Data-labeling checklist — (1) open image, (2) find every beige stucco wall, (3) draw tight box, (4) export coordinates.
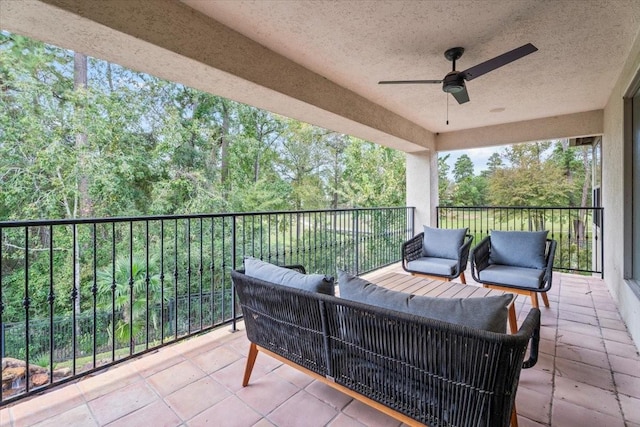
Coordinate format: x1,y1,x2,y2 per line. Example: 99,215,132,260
602,30,640,348
436,110,604,151
406,151,438,231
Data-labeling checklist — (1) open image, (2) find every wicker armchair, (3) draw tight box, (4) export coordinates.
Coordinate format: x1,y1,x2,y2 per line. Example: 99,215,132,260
402,229,473,283
471,233,557,309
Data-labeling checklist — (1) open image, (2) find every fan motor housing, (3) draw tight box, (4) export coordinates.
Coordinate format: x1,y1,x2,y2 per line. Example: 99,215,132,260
442,72,465,93
378,44,536,105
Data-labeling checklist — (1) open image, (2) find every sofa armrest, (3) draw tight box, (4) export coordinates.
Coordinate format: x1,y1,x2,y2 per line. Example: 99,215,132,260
470,236,491,281
402,232,424,269
539,239,557,292
518,308,541,369
235,264,307,275
284,264,307,274
456,234,474,275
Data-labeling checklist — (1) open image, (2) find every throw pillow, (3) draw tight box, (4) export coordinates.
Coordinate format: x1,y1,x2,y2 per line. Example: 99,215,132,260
489,230,548,269
422,226,468,260
338,271,512,333
244,257,335,295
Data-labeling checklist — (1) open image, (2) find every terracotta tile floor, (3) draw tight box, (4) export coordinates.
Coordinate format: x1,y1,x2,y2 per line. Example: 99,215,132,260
1,266,639,427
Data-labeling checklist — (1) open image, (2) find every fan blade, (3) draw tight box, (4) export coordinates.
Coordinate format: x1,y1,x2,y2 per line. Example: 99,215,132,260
461,43,537,81
378,79,442,84
452,87,470,104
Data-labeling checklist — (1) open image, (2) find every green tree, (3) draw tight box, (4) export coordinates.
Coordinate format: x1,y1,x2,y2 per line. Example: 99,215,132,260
324,133,349,209
453,154,474,182
438,154,453,205
487,142,572,229
0,32,76,220
341,139,405,207
550,140,592,241
482,152,503,177
225,109,290,212
235,106,284,183
276,120,329,209
550,140,591,206
450,154,486,205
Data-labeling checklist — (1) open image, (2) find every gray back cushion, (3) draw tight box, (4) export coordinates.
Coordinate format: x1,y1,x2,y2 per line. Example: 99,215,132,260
422,226,467,260
338,271,512,333
244,258,335,295
489,230,548,269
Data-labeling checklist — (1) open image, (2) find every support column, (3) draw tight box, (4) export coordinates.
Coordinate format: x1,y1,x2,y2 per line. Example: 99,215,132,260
406,150,438,234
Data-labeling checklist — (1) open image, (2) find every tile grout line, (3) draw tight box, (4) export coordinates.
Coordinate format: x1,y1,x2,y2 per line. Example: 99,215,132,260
7,381,88,427
82,388,100,427
591,278,629,426
80,353,182,426
546,274,562,427
67,383,97,426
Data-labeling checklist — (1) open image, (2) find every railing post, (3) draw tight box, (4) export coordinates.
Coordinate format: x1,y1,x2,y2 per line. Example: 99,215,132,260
410,207,415,238
353,210,360,275
231,215,237,332
0,228,3,364
24,226,31,392
601,209,605,279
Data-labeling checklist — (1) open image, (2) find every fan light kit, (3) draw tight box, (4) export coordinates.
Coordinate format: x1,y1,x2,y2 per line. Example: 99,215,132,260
379,43,538,105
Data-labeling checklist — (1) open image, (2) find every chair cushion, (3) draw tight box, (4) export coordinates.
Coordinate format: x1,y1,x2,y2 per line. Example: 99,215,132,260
489,230,548,269
406,257,457,276
479,264,546,289
422,226,468,260
338,271,512,333
244,257,335,295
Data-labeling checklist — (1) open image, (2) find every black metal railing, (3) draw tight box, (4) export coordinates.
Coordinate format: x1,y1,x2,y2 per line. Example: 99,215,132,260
436,206,603,276
0,207,414,405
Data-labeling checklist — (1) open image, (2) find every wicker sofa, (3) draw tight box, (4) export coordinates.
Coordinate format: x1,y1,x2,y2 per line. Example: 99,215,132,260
231,264,541,427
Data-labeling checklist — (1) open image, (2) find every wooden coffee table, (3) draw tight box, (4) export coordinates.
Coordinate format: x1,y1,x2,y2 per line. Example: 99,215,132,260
362,271,519,334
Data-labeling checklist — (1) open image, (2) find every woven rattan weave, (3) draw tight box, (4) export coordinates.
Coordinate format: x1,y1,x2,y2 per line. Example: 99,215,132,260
232,270,540,427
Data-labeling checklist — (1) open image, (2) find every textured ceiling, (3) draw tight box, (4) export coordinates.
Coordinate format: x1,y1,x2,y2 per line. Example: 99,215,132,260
181,0,640,133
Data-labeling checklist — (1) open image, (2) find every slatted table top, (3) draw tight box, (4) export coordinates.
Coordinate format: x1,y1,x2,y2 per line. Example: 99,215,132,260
361,271,519,333
363,271,507,298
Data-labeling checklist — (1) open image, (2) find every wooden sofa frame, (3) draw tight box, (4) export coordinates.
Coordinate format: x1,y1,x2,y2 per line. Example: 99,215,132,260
232,270,540,427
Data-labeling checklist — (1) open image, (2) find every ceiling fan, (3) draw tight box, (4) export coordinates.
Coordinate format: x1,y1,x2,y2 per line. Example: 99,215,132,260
379,43,538,104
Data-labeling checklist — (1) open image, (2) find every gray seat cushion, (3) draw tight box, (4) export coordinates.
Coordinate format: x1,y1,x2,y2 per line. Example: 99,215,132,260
489,230,548,269
422,226,468,260
479,264,545,289
406,257,457,276
338,271,512,333
244,257,335,295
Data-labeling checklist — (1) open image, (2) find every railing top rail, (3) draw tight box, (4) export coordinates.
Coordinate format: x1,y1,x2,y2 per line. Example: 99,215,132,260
437,205,603,210
0,206,416,228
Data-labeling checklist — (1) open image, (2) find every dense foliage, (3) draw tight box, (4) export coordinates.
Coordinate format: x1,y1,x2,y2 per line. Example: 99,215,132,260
0,32,406,223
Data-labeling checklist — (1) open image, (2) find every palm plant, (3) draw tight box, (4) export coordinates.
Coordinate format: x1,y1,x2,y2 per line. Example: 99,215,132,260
96,256,164,347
